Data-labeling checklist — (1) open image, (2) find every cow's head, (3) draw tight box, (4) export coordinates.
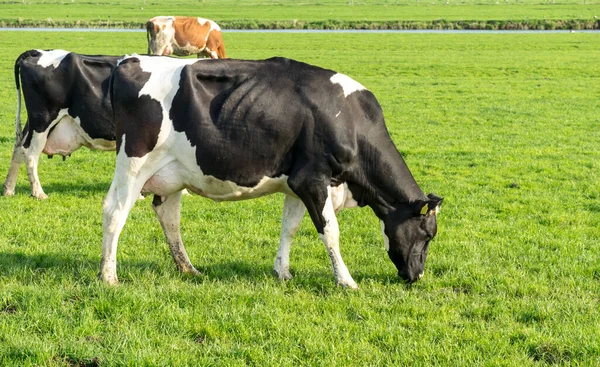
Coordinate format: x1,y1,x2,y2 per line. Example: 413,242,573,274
146,21,174,56
381,193,443,283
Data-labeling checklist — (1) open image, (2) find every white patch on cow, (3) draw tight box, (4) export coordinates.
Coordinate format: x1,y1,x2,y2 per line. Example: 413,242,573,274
136,56,202,132
330,183,358,213
36,49,69,69
380,220,390,251
330,73,366,98
192,175,292,202
134,56,208,159
207,18,221,31
198,17,221,31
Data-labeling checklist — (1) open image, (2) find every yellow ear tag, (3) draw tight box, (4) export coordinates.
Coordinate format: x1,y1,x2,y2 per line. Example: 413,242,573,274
420,203,429,215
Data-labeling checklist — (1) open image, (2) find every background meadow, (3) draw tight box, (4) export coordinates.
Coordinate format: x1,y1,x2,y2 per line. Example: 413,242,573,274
0,28,599,365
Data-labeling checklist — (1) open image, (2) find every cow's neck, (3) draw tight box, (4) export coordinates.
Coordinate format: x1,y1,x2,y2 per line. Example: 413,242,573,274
348,132,426,219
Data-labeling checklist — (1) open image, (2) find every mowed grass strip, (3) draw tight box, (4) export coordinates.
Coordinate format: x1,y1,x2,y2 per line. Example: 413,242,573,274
0,31,599,365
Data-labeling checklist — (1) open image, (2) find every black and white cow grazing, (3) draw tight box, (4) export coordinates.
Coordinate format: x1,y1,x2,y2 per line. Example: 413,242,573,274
3,50,120,199
101,55,443,288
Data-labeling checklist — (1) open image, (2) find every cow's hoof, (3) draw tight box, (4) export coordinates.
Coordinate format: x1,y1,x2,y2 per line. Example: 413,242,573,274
273,268,293,280
99,272,119,286
32,193,48,200
181,266,202,276
337,279,359,290
2,190,15,197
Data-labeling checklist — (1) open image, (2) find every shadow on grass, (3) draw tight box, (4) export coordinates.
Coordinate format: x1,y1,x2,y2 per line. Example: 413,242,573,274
38,181,112,196
0,250,407,290
0,251,161,281
197,260,274,281
7,180,111,197
193,260,408,291
352,270,407,286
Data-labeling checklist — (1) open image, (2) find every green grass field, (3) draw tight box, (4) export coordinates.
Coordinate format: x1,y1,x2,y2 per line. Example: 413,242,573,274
1,0,600,29
1,30,600,365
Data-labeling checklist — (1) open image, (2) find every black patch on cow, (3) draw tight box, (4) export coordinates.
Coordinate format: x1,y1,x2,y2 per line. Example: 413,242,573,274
17,51,120,149
167,58,362,188
112,58,162,157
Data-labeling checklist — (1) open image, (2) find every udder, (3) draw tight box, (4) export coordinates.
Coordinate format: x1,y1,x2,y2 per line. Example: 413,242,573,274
43,118,86,156
142,160,187,197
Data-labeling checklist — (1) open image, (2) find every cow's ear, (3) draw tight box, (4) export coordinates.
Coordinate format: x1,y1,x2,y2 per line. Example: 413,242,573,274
426,193,443,215
413,200,430,216
413,194,443,216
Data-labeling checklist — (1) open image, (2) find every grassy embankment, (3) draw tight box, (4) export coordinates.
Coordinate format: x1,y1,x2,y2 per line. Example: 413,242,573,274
0,31,599,365
1,0,599,29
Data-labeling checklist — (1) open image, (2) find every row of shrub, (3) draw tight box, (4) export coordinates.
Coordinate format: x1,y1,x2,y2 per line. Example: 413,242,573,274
1,18,599,30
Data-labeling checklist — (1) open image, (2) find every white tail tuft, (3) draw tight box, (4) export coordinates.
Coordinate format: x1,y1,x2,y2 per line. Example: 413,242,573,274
15,87,22,143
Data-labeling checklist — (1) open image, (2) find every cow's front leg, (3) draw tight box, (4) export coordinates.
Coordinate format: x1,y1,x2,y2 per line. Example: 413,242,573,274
23,130,49,199
290,179,358,289
318,186,358,289
274,195,306,280
100,173,146,285
3,137,25,196
152,191,200,276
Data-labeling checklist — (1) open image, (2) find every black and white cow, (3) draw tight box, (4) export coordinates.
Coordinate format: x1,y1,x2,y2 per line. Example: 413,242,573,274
3,50,120,199
101,55,443,288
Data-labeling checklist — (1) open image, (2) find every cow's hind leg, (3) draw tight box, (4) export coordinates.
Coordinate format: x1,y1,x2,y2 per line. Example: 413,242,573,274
274,195,305,280
3,137,25,196
23,130,49,199
289,178,358,289
152,191,200,276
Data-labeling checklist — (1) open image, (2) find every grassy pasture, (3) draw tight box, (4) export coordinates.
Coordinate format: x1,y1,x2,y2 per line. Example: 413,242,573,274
1,0,600,28
1,30,600,365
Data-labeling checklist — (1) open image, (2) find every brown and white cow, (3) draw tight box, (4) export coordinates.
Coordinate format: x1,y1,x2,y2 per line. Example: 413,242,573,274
146,16,226,59
100,55,443,289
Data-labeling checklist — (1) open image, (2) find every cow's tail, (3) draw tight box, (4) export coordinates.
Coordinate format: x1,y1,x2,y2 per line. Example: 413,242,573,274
108,60,118,131
13,50,39,143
